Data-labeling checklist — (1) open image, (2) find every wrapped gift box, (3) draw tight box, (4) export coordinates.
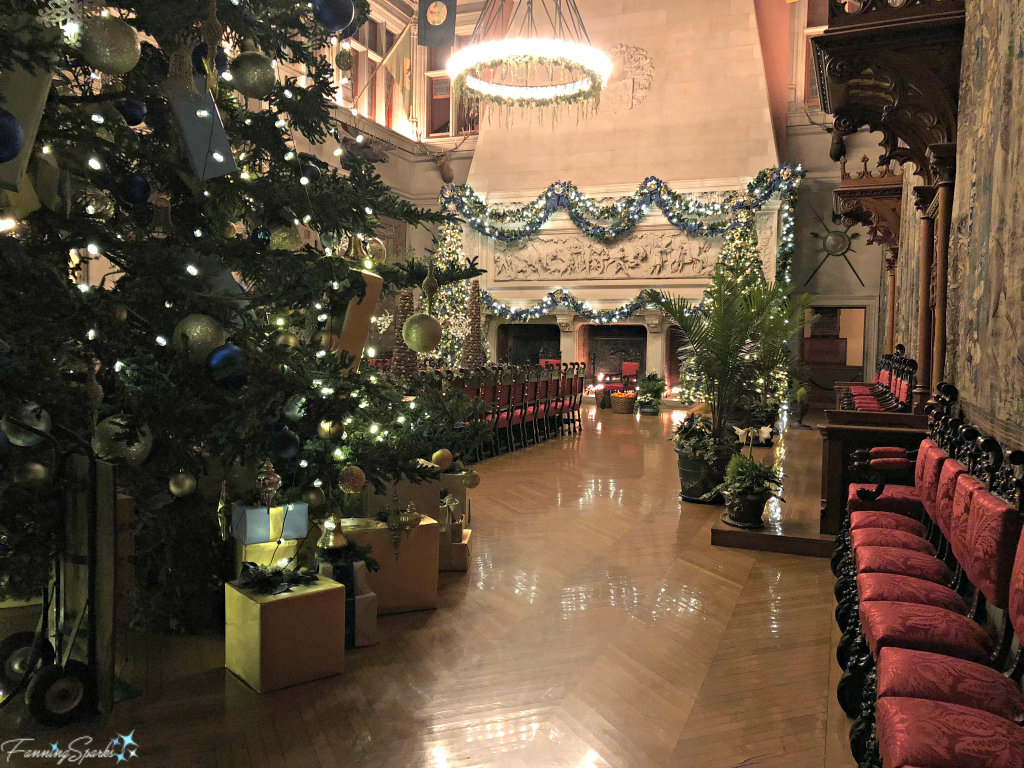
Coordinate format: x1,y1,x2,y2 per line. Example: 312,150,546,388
439,528,473,572
234,539,314,578
339,517,439,614
231,502,308,545
225,579,345,693
317,560,377,648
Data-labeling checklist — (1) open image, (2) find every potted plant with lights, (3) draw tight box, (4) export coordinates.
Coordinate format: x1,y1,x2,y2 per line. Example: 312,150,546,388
636,372,667,415
710,434,784,529
659,264,814,502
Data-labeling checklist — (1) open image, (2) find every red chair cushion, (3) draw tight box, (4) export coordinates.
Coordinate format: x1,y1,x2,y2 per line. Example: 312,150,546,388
855,547,952,585
950,473,988,561
856,573,968,614
877,647,1024,722
850,386,873,395
961,490,1022,610
851,528,936,555
850,511,927,538
876,697,1024,768
931,459,967,536
848,483,923,515
496,413,510,428
869,457,916,471
870,447,909,459
860,601,992,661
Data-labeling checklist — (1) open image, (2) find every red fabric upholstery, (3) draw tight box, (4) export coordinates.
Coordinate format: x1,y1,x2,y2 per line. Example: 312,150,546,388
949,473,988,566
855,547,952,585
1008,525,1024,640
880,370,891,387
914,440,939,486
621,362,640,378
856,573,968,614
850,510,928,538
931,460,968,537
870,458,915,472
850,386,873,394
877,647,1024,722
920,448,949,519
876,697,1024,768
847,483,923,515
851,528,935,555
871,446,910,459
961,489,1022,610
860,601,992,661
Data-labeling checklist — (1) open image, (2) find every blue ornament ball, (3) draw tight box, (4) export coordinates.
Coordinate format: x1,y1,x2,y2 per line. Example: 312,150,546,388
206,343,246,389
312,0,355,31
116,99,147,126
0,237,29,273
269,427,301,460
0,107,24,164
215,48,229,73
192,42,210,73
250,227,271,250
121,172,151,206
300,163,321,184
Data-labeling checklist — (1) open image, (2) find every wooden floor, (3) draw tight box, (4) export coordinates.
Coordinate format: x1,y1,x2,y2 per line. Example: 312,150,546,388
4,407,854,768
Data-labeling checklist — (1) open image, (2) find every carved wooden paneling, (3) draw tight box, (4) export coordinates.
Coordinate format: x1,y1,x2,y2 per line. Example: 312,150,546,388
833,155,904,253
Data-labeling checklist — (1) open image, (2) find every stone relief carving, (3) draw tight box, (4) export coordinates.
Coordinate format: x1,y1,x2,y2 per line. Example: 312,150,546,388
491,230,718,282
602,44,654,114
755,210,779,280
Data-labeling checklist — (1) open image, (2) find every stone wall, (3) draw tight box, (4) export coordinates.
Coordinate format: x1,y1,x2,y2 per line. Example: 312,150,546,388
891,173,922,359
945,0,1024,445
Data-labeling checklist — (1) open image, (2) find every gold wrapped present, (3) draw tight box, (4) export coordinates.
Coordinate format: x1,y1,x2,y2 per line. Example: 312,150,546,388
234,539,314,578
439,528,472,572
339,517,439,614
225,579,345,693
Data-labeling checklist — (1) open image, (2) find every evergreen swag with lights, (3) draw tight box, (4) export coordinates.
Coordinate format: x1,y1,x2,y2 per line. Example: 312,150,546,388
0,1,485,632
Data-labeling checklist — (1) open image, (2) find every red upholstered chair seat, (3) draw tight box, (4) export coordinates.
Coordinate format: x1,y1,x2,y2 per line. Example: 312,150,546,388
496,413,510,428
855,547,952,585
860,601,992,661
870,446,910,459
850,385,874,394
877,697,1024,768
856,573,968,614
850,511,928,538
877,647,1024,722
851,528,935,555
847,484,923,515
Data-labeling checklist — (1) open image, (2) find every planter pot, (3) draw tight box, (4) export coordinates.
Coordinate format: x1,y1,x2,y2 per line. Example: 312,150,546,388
790,400,812,430
720,490,771,529
638,403,660,416
611,395,636,414
675,444,735,503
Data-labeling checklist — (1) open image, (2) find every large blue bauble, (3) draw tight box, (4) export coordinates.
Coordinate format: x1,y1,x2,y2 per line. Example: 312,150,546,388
0,108,24,164
250,227,271,250
206,343,246,388
312,0,355,31
269,427,301,460
121,173,151,206
300,163,321,184
0,237,29,273
117,99,147,126
215,48,229,73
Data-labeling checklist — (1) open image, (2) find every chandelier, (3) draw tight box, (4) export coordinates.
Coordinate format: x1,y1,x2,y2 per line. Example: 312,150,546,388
447,0,612,121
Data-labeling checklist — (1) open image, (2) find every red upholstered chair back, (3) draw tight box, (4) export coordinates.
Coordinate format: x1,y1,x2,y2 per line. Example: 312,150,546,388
495,380,511,408
880,369,892,387
931,460,967,536
872,372,880,384
960,488,1023,611
1007,525,1024,636
537,377,548,400
480,382,496,404
949,472,988,568
621,362,640,383
510,380,525,407
525,380,538,402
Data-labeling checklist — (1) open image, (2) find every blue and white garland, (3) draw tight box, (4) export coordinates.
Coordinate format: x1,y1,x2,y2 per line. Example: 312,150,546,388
479,288,666,324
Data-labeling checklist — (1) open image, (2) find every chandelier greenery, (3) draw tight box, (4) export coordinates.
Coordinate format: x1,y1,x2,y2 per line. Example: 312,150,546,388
448,0,612,121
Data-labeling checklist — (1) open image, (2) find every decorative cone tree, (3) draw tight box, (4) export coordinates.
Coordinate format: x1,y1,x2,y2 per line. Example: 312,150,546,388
459,280,485,370
429,222,472,367
391,289,419,381
0,3,482,631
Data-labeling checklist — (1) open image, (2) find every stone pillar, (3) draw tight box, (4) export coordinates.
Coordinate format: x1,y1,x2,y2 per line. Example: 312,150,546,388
885,249,898,355
912,186,937,410
555,313,577,364
928,144,956,394
643,311,668,379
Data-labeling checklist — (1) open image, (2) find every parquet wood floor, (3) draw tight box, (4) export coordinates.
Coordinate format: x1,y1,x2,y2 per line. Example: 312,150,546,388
3,407,853,768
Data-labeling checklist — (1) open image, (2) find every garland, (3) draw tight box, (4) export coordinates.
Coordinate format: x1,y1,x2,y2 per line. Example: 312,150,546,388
440,165,803,244
480,287,664,324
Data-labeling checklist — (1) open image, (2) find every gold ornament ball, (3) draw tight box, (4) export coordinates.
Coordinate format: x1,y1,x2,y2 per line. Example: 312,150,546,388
172,314,227,363
274,332,301,352
302,487,326,509
79,188,115,220
169,471,197,497
2,403,51,447
92,415,153,466
13,462,48,485
431,448,453,470
114,304,129,322
463,470,481,489
81,16,141,75
402,313,442,354
230,51,277,100
339,465,366,494
223,221,239,239
317,420,343,440
311,330,342,354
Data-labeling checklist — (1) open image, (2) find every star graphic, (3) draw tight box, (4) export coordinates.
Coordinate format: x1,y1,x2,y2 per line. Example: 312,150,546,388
128,747,138,759
50,743,59,752
110,737,121,747
115,753,127,764
118,732,137,750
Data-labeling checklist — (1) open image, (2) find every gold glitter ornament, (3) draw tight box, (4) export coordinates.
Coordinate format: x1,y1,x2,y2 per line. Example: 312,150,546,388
81,16,141,75
230,51,277,100
169,471,197,497
302,487,326,509
113,304,128,322
402,312,442,353
274,332,301,352
311,330,342,354
79,188,115,220
339,465,366,494
172,314,227,363
463,470,481,489
431,449,453,470
92,415,153,465
13,462,48,485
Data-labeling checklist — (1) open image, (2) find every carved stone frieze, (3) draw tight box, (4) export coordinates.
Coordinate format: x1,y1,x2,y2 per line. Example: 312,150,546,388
601,44,654,114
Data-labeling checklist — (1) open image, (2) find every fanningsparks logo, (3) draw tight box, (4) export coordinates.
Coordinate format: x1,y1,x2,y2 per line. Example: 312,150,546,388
1,732,138,764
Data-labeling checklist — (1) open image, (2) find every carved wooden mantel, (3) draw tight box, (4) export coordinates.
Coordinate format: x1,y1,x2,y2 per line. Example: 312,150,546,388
833,155,904,253
811,1,965,184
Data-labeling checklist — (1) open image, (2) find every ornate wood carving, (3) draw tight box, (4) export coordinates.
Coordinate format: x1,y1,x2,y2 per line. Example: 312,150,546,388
833,155,904,253
811,2,964,183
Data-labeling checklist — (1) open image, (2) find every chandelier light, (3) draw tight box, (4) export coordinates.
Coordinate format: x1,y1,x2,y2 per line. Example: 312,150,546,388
447,0,613,122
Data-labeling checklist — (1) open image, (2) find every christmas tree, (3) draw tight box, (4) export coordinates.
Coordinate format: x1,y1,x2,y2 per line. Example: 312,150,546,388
429,221,472,367
0,1,483,631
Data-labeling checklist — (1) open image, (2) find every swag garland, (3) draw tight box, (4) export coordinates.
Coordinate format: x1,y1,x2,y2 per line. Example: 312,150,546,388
440,165,804,245
480,287,663,324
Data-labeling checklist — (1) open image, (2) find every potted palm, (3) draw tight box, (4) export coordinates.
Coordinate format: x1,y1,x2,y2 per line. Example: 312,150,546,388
789,382,812,429
659,264,814,502
636,372,667,415
710,436,784,528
